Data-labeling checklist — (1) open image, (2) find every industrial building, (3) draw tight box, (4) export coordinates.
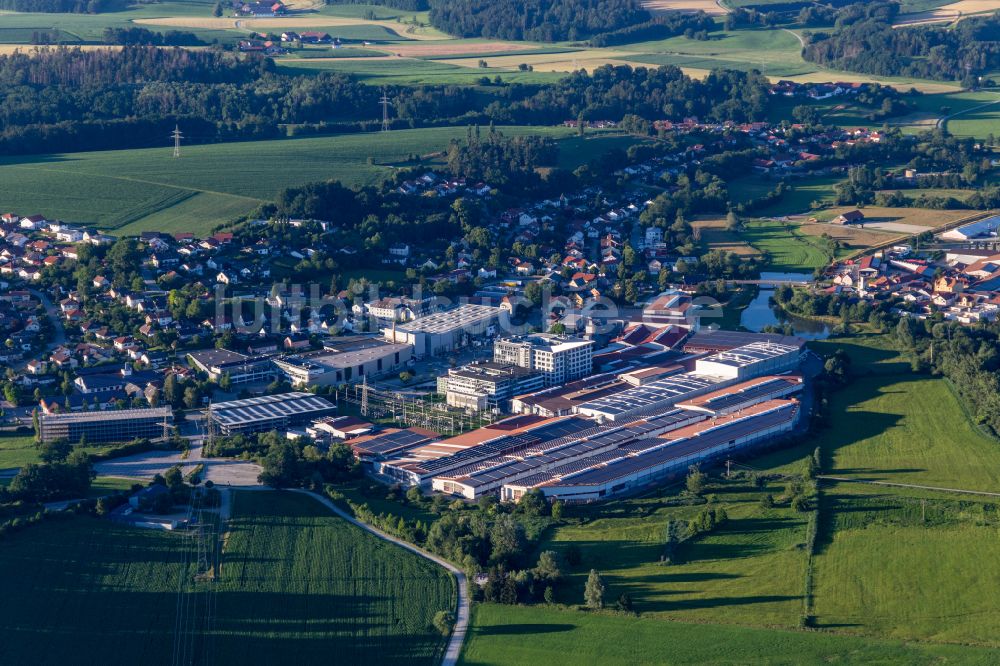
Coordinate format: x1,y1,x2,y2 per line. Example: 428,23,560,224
384,303,502,357
502,400,799,501
493,333,594,386
209,392,336,436
273,337,412,387
187,349,275,384
442,362,544,411
346,333,807,502
574,341,801,422
692,341,801,380
39,407,173,444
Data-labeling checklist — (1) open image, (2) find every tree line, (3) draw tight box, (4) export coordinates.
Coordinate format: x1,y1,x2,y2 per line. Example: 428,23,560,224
0,0,123,12
803,12,1000,83
427,0,650,41
0,46,774,155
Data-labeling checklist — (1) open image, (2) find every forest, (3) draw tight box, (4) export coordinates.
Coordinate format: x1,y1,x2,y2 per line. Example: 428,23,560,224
0,48,772,155
803,12,1000,83
427,0,650,41
0,0,123,12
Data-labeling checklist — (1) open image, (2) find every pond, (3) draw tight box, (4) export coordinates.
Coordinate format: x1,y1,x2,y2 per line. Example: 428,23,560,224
739,272,832,340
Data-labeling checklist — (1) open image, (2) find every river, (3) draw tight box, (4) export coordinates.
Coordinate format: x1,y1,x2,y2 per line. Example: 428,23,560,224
739,272,832,340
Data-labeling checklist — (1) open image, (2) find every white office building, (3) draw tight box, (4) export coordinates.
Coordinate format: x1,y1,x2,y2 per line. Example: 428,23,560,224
493,334,594,387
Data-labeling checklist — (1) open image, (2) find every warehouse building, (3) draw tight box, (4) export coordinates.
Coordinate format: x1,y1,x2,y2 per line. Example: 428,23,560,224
442,362,544,411
503,399,799,501
693,341,801,380
209,392,336,436
493,333,594,386
384,303,502,357
273,337,412,387
574,341,801,423
39,407,173,444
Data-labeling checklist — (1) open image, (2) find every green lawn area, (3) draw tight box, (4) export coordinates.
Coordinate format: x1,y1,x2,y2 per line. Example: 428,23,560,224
460,603,1000,665
0,433,38,468
728,174,840,216
740,219,837,272
0,490,454,664
620,27,812,78
0,125,573,235
813,488,1000,645
812,374,1000,491
538,474,810,628
553,134,647,171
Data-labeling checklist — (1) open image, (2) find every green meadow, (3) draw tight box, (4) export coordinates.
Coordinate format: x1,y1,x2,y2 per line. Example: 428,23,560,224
0,125,573,235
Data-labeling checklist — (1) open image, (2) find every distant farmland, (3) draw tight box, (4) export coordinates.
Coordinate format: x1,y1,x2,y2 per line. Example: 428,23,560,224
0,125,573,236
0,490,454,665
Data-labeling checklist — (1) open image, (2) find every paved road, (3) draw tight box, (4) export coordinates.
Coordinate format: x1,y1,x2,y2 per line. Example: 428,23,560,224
819,475,1000,498
289,489,470,666
9,288,67,372
937,94,1000,130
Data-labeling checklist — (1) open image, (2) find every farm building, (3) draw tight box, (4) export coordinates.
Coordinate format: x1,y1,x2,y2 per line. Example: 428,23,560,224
940,215,1000,241
832,210,865,225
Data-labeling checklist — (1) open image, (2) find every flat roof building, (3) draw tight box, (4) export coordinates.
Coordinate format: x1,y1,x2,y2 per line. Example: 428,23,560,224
443,362,544,412
209,392,336,436
505,400,799,502
187,348,274,384
494,333,594,387
39,407,173,444
693,341,801,380
384,303,502,357
273,337,412,387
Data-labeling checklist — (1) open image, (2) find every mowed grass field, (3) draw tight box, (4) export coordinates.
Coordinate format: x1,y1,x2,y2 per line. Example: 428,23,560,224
0,125,573,235
0,433,38,468
460,604,1000,665
811,373,1000,491
813,486,1000,645
539,474,811,628
740,219,844,271
0,490,454,664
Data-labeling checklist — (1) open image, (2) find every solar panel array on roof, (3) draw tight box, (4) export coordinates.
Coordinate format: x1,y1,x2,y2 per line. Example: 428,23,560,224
577,373,722,416
692,378,796,412
210,392,335,427
433,409,709,492
355,429,434,456
553,404,796,488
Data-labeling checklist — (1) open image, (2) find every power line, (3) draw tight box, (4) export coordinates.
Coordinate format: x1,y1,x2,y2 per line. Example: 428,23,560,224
171,124,183,158
379,90,391,132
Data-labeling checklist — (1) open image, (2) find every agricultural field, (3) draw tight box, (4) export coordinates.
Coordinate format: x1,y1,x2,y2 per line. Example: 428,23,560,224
460,604,1000,665
214,490,453,664
813,486,1000,644
692,217,762,256
893,0,1000,25
0,125,574,235
642,0,727,15
740,218,848,271
0,490,454,664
